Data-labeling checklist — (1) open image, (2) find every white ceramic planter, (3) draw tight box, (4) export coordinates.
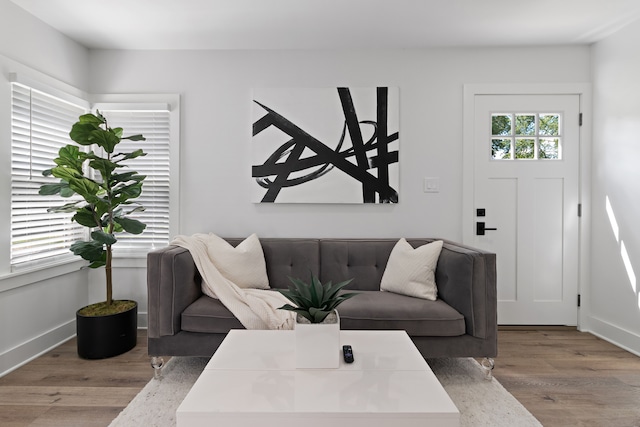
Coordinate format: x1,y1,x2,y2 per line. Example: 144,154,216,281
294,311,340,369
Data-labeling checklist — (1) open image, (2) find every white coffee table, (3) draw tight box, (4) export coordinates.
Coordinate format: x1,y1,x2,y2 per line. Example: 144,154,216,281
176,330,459,427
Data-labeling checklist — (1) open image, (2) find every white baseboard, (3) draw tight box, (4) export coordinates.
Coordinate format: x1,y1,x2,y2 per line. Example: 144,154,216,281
586,315,640,357
0,319,76,377
0,312,149,378
138,311,148,329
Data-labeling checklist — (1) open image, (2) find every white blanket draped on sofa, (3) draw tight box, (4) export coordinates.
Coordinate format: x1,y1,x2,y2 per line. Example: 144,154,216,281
171,234,294,330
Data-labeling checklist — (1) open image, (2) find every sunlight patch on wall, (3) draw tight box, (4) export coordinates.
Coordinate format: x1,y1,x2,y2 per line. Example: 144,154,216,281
606,196,619,242
606,195,638,300
621,241,637,293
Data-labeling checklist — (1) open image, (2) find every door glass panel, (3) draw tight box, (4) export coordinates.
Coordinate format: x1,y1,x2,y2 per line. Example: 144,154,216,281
539,138,560,159
539,114,559,136
492,114,512,135
515,138,535,159
490,112,562,160
492,139,511,159
515,115,536,136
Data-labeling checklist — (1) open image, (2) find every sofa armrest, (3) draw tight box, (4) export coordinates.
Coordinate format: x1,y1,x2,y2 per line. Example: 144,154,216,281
435,240,497,340
147,245,202,338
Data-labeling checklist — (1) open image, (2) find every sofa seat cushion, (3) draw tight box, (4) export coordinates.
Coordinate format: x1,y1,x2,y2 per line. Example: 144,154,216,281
182,296,244,333
337,291,465,337
182,290,465,338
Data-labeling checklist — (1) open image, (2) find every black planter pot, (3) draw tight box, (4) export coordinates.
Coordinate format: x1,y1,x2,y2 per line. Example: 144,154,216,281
76,301,138,359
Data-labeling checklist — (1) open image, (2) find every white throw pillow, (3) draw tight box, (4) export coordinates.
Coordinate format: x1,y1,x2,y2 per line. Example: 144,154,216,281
380,239,444,300
206,233,270,291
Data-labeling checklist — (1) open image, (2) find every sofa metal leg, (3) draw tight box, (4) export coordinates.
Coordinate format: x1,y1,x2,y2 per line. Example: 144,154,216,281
151,356,165,380
481,357,495,380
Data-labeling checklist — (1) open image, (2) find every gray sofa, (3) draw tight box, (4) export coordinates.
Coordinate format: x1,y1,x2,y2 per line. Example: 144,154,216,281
147,238,497,363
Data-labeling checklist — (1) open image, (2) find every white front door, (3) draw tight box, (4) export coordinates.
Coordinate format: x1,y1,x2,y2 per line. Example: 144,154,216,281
468,94,581,325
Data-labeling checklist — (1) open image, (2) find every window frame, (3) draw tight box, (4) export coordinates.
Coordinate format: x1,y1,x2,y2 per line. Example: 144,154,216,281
9,80,90,271
7,73,180,273
92,95,181,259
490,111,563,161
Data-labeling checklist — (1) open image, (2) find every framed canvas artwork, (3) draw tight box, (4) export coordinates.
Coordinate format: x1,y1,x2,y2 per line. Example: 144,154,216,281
252,87,399,203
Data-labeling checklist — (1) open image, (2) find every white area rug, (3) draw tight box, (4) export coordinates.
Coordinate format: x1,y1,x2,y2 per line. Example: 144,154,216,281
109,356,541,427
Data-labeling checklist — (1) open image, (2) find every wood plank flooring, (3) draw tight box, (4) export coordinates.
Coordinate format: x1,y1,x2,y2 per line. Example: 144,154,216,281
0,330,153,427
494,327,640,427
1,328,640,426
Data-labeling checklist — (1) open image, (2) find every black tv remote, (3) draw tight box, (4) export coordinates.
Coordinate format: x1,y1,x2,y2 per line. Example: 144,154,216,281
343,345,354,363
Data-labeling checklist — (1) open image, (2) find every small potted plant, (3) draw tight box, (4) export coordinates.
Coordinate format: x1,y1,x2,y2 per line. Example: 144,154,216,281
277,273,358,368
39,111,147,359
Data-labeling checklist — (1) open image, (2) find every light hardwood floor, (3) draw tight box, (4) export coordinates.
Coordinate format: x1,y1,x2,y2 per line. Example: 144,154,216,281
1,328,640,426
495,327,640,427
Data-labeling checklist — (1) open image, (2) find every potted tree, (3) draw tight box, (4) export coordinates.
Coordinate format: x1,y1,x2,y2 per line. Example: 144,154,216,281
277,273,358,368
39,111,147,359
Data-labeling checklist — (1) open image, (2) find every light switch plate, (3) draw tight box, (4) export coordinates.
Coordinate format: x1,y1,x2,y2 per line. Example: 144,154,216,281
423,177,439,193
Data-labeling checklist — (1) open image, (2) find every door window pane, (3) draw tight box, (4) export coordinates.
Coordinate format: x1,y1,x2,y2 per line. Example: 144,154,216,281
492,114,512,136
539,138,560,159
490,112,562,160
515,115,536,136
515,139,535,159
539,114,559,136
492,139,511,159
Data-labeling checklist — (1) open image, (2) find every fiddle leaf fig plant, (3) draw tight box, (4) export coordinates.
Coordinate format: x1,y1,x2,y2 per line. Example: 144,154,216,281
39,111,147,314
277,272,359,323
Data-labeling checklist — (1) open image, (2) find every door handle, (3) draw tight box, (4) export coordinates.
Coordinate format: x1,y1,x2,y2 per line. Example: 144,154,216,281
476,222,498,236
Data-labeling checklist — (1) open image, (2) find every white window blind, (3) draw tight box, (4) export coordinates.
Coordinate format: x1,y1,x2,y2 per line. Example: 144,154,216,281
10,83,87,266
99,109,171,251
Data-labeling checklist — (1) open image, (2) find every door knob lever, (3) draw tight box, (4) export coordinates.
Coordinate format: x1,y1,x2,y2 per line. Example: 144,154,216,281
476,222,497,236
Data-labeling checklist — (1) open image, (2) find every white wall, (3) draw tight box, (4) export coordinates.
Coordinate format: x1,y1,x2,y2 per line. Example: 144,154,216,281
89,47,591,240
86,46,591,321
0,265,87,375
589,19,640,354
0,0,90,375
0,0,89,90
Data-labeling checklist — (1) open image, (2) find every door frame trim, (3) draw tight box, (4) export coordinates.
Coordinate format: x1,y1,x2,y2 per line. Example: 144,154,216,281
462,83,592,329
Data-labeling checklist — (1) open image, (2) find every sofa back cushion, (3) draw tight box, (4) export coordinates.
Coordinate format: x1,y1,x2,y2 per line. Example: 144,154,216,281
320,239,439,291
226,238,320,290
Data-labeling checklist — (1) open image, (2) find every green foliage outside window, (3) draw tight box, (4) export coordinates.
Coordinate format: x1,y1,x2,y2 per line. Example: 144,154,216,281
491,113,560,160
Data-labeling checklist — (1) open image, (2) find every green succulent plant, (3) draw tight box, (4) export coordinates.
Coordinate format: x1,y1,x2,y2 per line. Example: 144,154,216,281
277,273,359,323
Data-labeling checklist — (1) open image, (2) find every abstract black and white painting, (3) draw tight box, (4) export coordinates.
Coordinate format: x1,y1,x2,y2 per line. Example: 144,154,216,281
252,87,399,203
